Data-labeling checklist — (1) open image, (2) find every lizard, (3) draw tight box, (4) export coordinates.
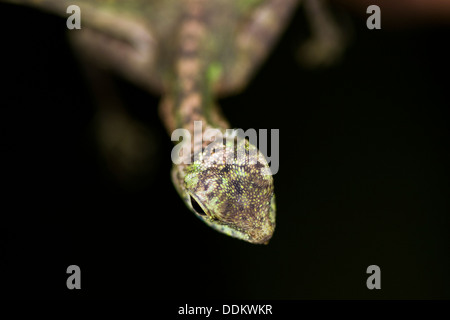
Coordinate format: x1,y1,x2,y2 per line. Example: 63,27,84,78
1,0,344,244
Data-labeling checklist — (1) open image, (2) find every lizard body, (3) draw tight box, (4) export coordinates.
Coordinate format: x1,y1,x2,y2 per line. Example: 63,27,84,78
2,0,301,243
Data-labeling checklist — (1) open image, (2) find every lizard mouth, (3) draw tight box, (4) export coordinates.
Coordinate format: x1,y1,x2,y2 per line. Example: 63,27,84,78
247,223,275,245
204,218,275,245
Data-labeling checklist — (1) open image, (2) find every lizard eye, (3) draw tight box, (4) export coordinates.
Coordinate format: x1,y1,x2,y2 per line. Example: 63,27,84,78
190,195,207,216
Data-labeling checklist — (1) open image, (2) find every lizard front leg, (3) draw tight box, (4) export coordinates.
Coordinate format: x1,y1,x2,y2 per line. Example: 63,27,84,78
217,0,301,96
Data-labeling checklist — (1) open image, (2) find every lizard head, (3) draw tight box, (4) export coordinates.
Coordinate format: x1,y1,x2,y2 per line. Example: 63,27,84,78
171,136,276,244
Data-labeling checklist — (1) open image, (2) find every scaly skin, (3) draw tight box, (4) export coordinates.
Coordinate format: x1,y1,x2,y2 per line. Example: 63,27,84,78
161,1,279,244
2,0,300,243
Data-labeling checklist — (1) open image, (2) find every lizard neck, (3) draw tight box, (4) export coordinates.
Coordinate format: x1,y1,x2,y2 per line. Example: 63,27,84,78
159,0,229,145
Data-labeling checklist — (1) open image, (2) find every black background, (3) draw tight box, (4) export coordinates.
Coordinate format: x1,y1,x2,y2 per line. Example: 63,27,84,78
0,2,449,299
